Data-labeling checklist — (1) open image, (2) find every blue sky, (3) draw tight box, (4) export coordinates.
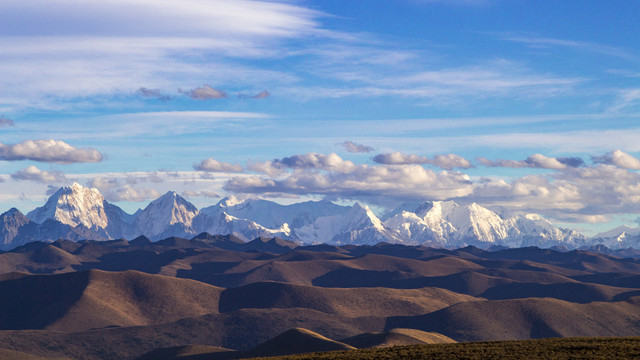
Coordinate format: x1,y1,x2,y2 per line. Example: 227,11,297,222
1,0,640,235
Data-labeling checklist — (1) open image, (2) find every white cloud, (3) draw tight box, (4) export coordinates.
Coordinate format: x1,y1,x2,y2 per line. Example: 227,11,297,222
182,190,220,199
247,160,287,177
107,185,162,202
373,152,471,169
195,158,243,173
0,0,319,109
263,153,357,173
428,154,472,170
87,176,161,202
11,166,67,183
500,34,638,61
0,139,103,163
373,152,428,165
341,141,374,153
225,162,473,205
592,149,640,170
479,153,584,170
608,89,640,113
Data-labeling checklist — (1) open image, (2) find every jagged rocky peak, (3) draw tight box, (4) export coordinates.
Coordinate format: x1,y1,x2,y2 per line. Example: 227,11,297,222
27,182,109,229
1,208,30,228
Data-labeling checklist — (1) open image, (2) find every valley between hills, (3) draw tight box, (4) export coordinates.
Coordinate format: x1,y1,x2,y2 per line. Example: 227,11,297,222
1,235,640,359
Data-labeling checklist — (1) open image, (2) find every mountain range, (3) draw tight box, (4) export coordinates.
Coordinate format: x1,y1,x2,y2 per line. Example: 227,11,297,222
1,182,637,251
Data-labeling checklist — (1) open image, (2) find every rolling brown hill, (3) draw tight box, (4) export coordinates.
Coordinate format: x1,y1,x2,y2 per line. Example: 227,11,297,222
218,281,481,317
0,269,223,331
2,238,640,359
387,296,640,341
341,328,456,348
243,328,356,357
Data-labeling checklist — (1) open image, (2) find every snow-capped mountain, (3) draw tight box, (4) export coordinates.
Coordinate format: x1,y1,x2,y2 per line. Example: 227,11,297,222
195,210,290,241
132,191,200,240
383,201,585,248
0,182,620,252
589,225,640,249
131,191,290,241
201,197,349,229
295,203,401,245
27,183,129,239
0,207,97,251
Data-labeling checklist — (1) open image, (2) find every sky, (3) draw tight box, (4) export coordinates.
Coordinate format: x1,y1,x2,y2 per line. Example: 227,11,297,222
1,0,640,236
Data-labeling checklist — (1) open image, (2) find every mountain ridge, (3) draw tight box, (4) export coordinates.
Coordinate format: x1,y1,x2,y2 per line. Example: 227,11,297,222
0,182,632,252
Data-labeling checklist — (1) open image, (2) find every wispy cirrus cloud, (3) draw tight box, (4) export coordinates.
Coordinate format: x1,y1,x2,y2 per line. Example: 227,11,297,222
607,89,640,113
0,0,320,109
499,33,639,61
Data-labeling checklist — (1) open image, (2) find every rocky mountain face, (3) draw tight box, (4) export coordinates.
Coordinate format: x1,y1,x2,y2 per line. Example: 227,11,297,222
0,182,618,252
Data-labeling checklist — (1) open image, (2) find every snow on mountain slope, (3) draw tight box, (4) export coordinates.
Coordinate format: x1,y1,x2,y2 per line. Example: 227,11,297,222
131,191,200,240
201,197,349,229
383,201,584,248
195,211,291,242
28,183,108,229
295,203,401,245
26,183,127,238
503,213,586,248
589,225,640,249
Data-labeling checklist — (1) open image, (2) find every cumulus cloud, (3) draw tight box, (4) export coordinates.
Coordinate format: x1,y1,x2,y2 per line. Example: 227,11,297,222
225,163,473,205
182,190,221,198
0,115,14,128
136,87,172,102
592,150,640,170
87,176,161,202
469,164,640,221
180,85,227,100
276,153,356,172
195,158,243,173
107,185,162,202
248,153,356,175
341,141,374,153
428,153,472,170
247,160,286,177
0,139,103,163
11,166,67,183
373,152,428,165
479,153,583,170
373,152,471,169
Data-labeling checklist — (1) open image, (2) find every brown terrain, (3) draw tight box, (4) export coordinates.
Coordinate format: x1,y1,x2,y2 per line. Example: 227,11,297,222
1,237,640,359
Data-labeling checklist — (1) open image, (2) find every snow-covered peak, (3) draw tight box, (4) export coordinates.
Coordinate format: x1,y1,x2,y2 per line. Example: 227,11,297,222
346,203,384,232
27,182,109,230
216,196,246,209
593,225,640,239
132,191,199,239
